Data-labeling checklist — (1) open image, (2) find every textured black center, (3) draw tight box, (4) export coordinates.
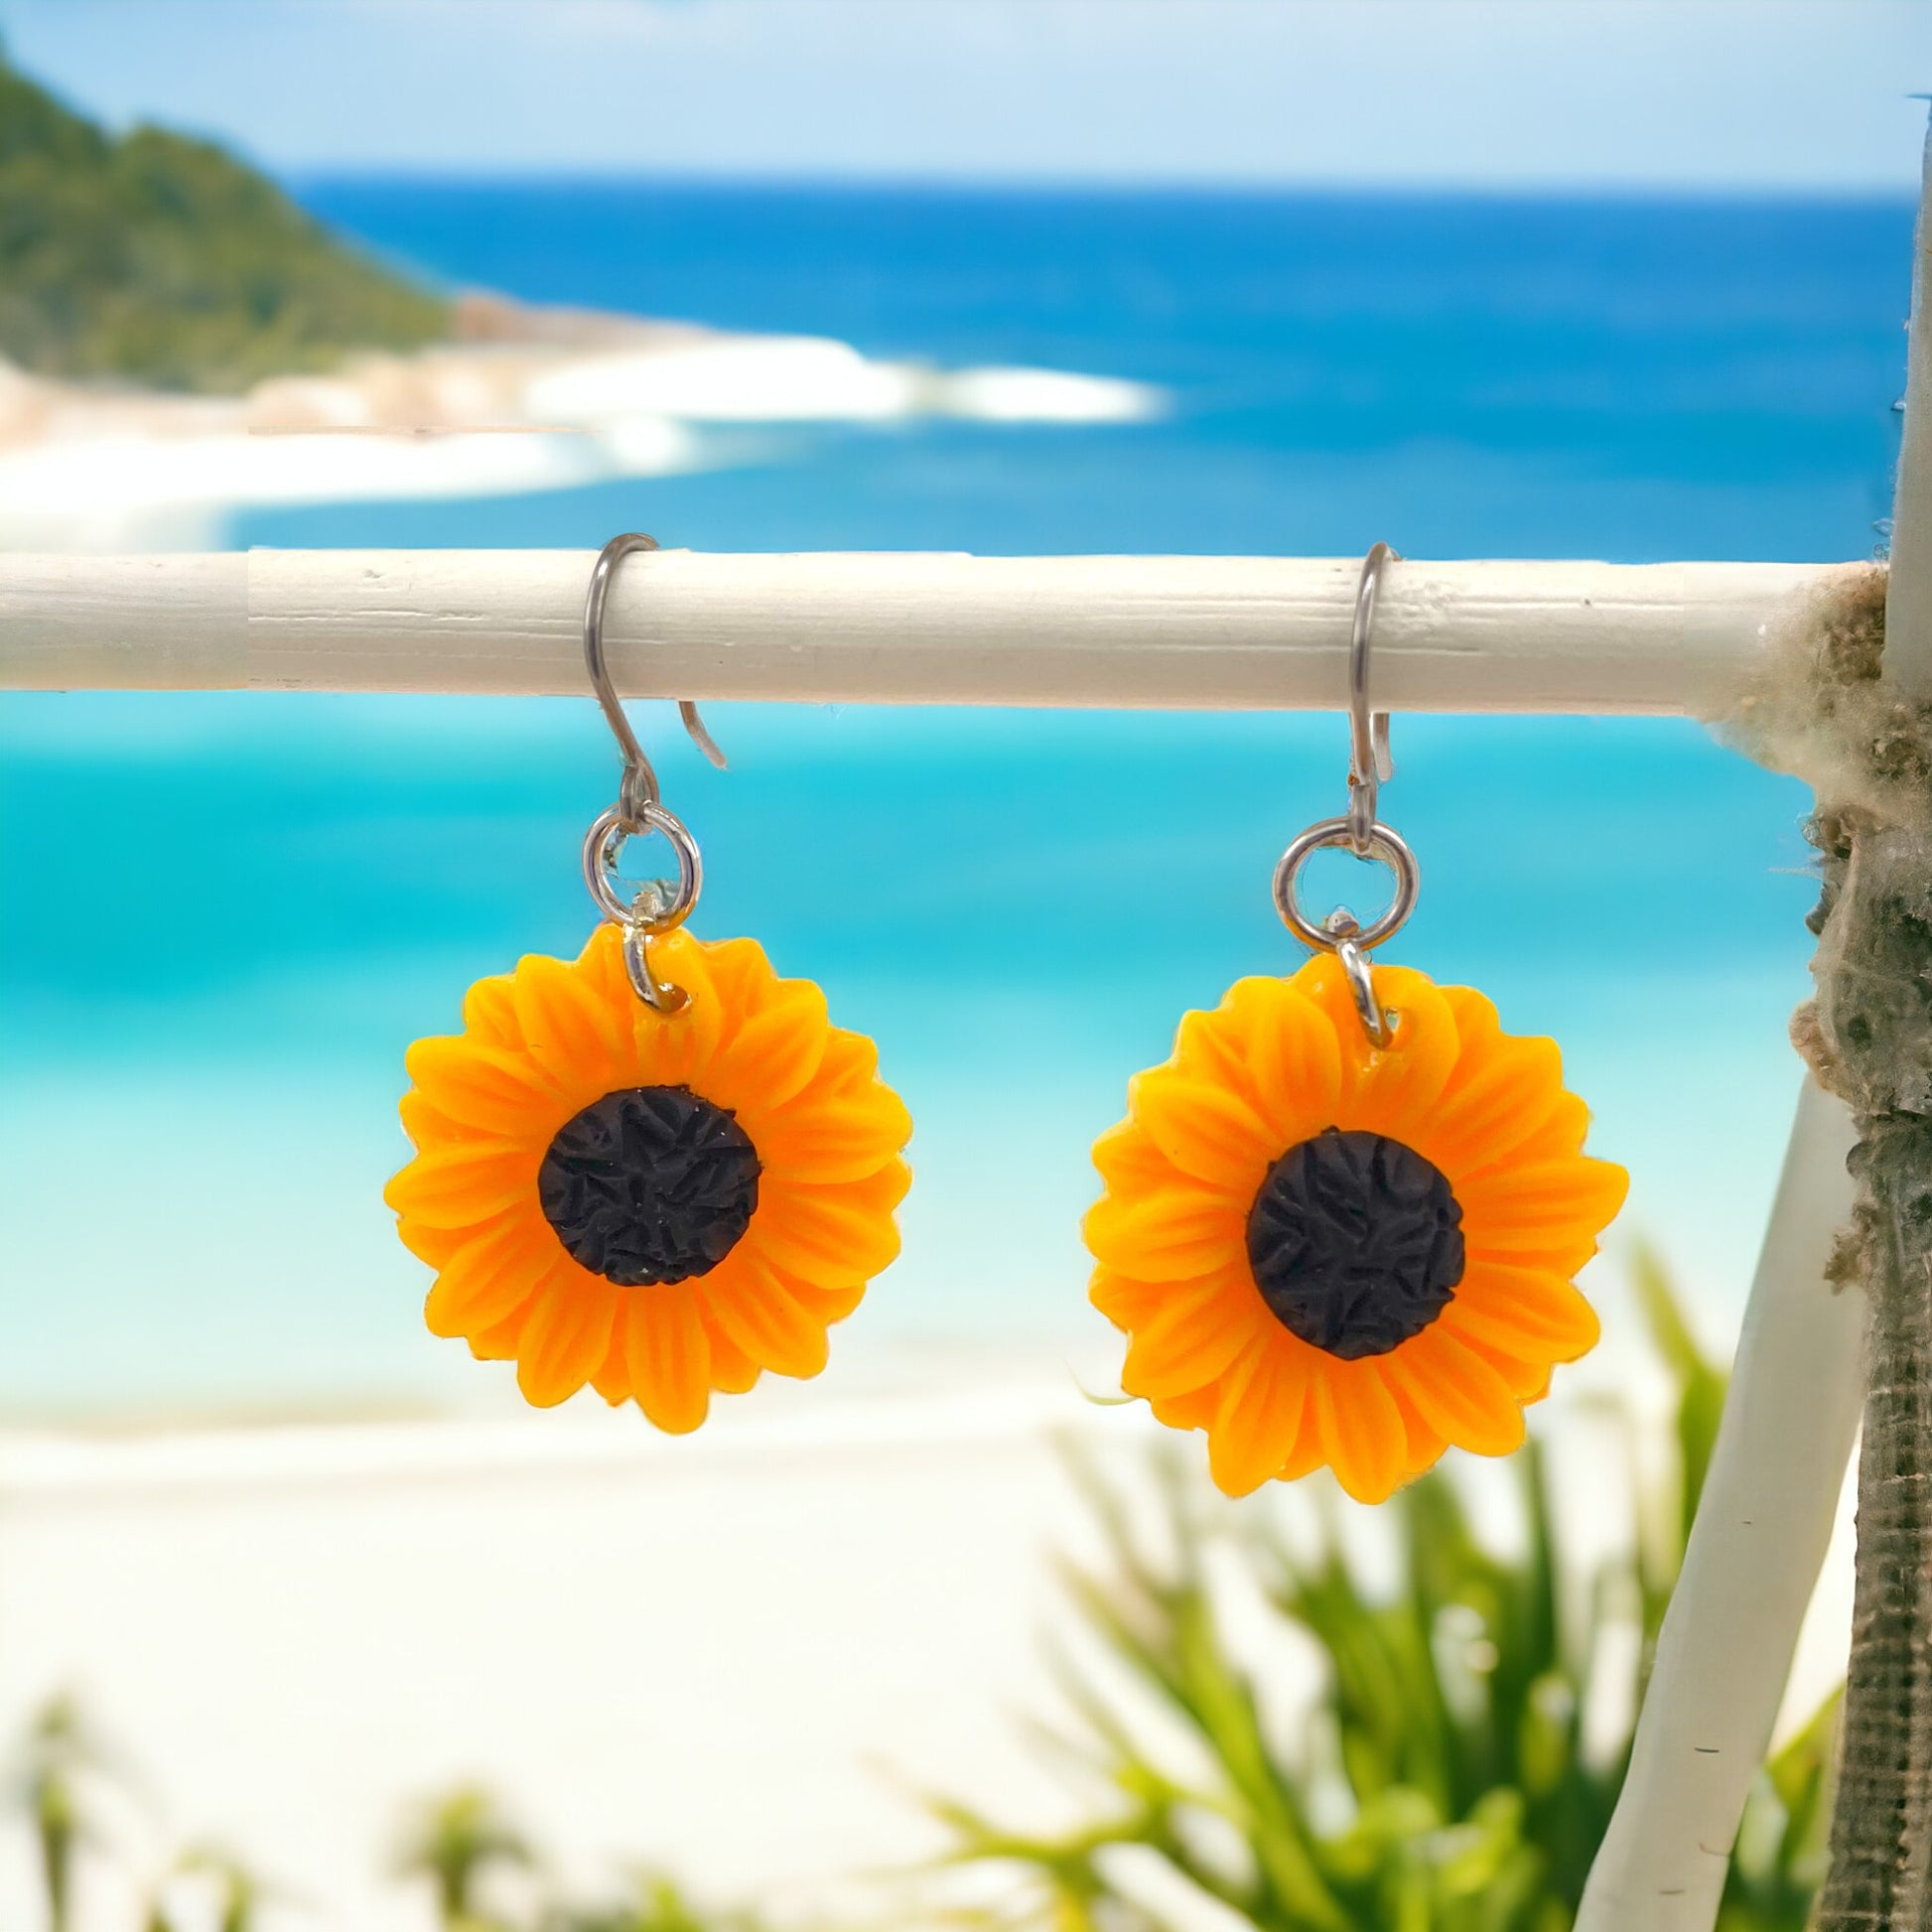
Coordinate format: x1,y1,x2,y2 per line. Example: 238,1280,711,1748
539,1085,760,1287
1245,1127,1464,1359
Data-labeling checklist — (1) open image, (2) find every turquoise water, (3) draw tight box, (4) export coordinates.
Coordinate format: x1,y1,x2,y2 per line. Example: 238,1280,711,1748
0,188,1911,1412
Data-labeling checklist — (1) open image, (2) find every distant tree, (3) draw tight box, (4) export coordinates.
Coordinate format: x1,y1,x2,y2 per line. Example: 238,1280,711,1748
0,43,449,391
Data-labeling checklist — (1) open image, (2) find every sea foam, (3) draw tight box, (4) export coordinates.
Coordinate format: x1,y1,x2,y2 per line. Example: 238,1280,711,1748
0,321,1165,550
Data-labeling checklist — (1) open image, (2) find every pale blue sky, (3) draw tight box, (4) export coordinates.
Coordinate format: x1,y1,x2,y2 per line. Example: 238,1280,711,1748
0,0,1925,189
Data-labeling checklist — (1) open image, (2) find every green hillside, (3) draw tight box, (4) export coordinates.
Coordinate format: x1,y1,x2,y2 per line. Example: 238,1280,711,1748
0,47,450,392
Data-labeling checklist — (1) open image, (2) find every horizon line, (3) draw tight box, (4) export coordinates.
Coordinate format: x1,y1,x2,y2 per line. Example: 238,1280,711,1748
285,167,1923,207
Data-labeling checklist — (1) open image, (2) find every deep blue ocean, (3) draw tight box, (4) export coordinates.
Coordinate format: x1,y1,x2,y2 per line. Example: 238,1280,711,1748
0,187,1912,1413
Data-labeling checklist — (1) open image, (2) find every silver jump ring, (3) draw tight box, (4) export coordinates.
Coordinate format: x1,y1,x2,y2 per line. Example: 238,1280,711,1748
1273,815,1420,952
583,802,703,933
1333,934,1394,1048
623,927,691,1016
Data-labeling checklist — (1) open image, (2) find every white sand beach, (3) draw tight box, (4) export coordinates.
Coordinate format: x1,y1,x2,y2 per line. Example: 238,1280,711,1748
0,1367,1144,1930
0,295,1164,551
0,1334,1858,1932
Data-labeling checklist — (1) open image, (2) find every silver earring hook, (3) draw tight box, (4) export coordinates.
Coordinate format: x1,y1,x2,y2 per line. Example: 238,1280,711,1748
1345,540,1400,857
580,533,724,1015
1272,540,1416,1049
584,532,727,828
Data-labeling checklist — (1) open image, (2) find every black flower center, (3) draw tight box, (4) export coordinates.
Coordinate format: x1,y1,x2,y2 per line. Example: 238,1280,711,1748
539,1086,761,1287
1245,1127,1464,1360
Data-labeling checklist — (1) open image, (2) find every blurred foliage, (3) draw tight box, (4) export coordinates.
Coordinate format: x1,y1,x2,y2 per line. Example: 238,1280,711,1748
0,43,448,391
147,1846,277,1932
546,1869,776,1932
394,1783,536,1932
930,1251,1839,1931
7,1695,101,1932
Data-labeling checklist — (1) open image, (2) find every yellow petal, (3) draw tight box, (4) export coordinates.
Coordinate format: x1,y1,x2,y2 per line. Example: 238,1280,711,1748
1424,1032,1569,1175
568,921,629,1012
468,1293,537,1361
624,1285,712,1433
635,935,728,1086
1083,1185,1244,1282
1129,1065,1276,1188
1313,1362,1408,1505
1385,1379,1449,1475
590,1324,631,1404
1120,1270,1263,1399
398,1090,468,1156
689,933,783,1015
1207,1337,1311,1497
1457,1157,1628,1249
1438,983,1502,1050
397,1215,467,1269
1148,1384,1219,1432
1091,1119,1189,1195
1197,978,1344,1149
405,1035,564,1137
699,1314,763,1394
1169,984,1268,1115
1458,1329,1556,1403
787,1278,868,1324
576,924,720,1087
1446,1262,1600,1362
1279,1414,1327,1481
847,1158,912,1214
463,973,524,1048
424,1213,554,1337
706,981,832,1112
1089,1266,1169,1331
1489,1090,1591,1171
758,1079,913,1184
701,1255,831,1379
750,1180,901,1288
742,1028,893,1159
1382,1327,1526,1457
384,1143,533,1228
516,1271,621,1408
511,951,628,1089
1291,956,1461,1134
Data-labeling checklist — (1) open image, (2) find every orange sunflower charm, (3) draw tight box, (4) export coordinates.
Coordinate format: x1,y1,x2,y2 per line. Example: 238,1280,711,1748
387,533,911,1430
388,924,911,1429
1086,543,1625,1503
1085,956,1624,1502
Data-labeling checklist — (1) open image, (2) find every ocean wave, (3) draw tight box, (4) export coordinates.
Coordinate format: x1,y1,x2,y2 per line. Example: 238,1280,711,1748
0,318,1166,550
526,333,1162,426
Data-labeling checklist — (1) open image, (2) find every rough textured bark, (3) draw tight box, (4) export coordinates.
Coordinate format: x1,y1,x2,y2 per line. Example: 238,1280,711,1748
1780,569,1932,1932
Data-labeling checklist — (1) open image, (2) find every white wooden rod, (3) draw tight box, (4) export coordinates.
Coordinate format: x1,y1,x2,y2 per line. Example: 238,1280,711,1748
0,550,1866,715
1885,112,1932,697
1575,1079,1863,1932
1579,106,1932,1932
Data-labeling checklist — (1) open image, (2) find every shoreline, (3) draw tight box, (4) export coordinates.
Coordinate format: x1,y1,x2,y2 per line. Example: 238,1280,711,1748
0,291,1163,551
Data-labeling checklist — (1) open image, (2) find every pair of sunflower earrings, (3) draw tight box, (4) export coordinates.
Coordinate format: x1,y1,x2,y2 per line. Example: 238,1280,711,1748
387,537,1626,1504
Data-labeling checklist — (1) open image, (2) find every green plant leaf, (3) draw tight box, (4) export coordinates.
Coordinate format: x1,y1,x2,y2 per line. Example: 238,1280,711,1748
930,1249,1833,1932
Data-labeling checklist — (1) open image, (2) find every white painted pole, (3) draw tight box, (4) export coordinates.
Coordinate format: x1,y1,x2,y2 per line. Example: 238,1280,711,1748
1578,110,1932,1932
0,549,1861,714
1575,1080,1863,1932
1886,114,1932,700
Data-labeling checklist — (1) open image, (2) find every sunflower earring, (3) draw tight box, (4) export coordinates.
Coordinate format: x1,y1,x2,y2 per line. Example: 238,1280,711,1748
386,533,912,1429
1084,543,1626,1503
